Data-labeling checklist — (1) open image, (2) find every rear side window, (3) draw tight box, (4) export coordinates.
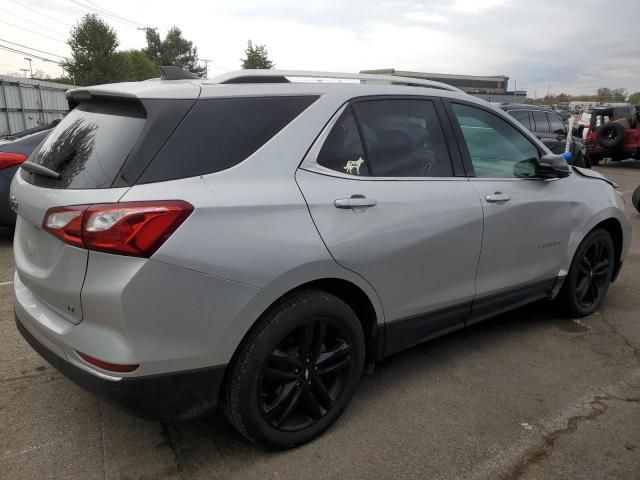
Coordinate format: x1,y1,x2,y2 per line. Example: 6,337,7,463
139,96,317,183
508,110,531,130
352,99,453,177
317,107,369,176
547,113,566,134
22,101,145,189
532,111,550,133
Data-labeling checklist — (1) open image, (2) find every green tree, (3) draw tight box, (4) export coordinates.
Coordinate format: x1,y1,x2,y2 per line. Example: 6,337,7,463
628,92,640,105
119,50,158,81
144,27,205,77
241,40,274,69
64,14,125,86
596,87,627,103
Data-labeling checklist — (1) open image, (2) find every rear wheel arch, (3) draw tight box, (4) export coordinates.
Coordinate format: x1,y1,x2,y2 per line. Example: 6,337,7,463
296,279,382,363
227,278,382,379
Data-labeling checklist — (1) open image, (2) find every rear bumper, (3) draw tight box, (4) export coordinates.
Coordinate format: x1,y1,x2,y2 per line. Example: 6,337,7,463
587,147,639,161
15,312,227,420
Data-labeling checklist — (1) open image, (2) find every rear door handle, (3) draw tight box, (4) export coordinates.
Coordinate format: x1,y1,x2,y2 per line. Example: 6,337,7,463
334,195,377,209
485,192,511,203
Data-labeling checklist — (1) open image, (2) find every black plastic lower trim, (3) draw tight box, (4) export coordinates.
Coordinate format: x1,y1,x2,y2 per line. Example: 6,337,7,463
384,302,470,357
15,314,227,421
381,278,556,357
468,278,555,325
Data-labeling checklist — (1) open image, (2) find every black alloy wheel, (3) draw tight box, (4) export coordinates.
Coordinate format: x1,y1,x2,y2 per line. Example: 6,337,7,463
222,290,365,449
259,318,354,431
556,229,615,317
574,238,612,309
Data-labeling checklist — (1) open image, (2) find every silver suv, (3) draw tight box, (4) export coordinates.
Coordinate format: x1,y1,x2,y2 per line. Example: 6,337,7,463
12,69,630,449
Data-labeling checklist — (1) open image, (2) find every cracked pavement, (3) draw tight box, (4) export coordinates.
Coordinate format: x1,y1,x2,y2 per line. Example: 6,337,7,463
1,162,639,479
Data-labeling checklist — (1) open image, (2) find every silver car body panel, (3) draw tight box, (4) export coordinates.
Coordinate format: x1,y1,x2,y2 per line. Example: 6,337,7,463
469,177,573,298
12,73,631,382
11,172,129,325
295,171,483,322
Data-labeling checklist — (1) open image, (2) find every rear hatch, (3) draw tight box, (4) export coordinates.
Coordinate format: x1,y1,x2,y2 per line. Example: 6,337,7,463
12,99,148,324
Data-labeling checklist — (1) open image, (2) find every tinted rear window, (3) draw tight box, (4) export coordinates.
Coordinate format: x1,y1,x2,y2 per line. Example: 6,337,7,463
532,110,550,133
508,110,531,130
22,101,145,189
139,96,318,183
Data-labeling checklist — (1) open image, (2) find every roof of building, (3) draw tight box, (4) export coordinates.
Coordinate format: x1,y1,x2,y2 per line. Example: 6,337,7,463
497,103,552,111
359,68,509,83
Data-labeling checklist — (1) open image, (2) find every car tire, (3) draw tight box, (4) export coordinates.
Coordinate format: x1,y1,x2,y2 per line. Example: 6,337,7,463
555,229,615,317
221,290,365,449
632,185,640,214
590,156,600,166
596,123,625,148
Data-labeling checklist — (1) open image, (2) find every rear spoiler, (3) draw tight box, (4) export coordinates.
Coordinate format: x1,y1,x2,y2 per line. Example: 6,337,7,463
66,89,138,110
65,66,201,109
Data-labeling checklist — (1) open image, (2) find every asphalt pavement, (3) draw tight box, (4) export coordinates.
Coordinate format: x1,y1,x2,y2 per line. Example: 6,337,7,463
1,161,639,480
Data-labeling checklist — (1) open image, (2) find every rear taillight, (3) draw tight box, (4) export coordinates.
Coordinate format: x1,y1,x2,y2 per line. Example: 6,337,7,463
42,200,193,258
0,152,28,169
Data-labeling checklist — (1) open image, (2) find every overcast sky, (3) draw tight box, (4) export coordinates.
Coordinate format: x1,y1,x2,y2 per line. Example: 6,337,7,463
1,0,638,96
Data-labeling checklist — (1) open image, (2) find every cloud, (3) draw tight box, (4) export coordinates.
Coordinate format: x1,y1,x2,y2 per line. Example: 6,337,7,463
0,0,638,95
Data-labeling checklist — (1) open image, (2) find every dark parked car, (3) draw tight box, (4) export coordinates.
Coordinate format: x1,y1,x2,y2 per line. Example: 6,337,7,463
499,104,589,167
633,185,640,213
0,123,57,226
554,109,572,123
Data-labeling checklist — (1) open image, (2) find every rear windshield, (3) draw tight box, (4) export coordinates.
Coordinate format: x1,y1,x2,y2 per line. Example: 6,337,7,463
138,96,318,183
22,101,145,189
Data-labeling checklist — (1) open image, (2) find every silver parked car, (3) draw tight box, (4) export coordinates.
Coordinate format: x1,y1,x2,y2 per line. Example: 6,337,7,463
12,69,631,449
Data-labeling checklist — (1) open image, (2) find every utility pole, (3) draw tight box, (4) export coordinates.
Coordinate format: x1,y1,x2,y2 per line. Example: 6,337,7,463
23,57,33,78
201,59,211,78
513,79,517,103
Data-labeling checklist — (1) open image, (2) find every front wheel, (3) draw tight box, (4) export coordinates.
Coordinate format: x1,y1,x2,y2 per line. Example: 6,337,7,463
221,290,365,449
555,229,615,317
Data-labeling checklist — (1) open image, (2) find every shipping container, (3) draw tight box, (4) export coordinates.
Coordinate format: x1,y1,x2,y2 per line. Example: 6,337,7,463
0,75,72,136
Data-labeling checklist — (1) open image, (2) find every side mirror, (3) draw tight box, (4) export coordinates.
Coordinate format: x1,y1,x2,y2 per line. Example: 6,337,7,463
536,153,571,178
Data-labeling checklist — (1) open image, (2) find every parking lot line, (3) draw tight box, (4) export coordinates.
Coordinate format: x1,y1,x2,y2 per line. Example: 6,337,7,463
0,281,13,286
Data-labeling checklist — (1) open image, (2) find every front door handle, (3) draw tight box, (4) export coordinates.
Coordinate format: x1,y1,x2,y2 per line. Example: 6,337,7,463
485,192,511,203
334,195,377,209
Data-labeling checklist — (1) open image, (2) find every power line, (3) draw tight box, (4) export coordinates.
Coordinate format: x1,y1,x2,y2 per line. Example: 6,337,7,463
69,0,144,28
3,9,68,37
9,0,74,27
0,38,66,59
84,0,146,27
0,43,63,64
0,19,67,44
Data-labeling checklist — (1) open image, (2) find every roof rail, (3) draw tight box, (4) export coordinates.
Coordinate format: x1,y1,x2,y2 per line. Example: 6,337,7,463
208,69,465,93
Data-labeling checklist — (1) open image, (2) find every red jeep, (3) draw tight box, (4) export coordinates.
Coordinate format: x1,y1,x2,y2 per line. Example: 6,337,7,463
584,105,640,165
